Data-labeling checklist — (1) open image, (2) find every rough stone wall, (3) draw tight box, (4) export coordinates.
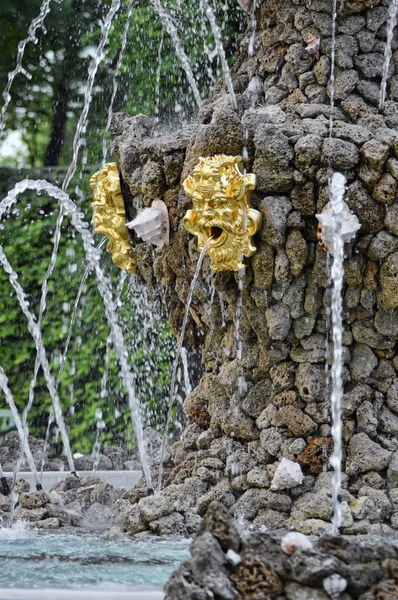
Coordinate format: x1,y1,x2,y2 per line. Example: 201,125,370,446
111,0,398,535
164,501,398,600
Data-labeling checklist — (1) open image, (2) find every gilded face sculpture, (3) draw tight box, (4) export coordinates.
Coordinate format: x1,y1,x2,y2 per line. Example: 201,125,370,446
89,163,135,274
182,155,262,272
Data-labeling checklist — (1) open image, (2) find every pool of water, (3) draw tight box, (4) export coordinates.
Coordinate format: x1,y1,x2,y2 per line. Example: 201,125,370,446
0,523,190,599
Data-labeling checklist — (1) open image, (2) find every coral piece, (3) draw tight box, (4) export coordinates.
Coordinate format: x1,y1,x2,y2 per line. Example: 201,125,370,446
182,155,262,272
186,406,211,428
367,579,398,599
271,458,304,490
126,200,170,250
90,162,135,274
305,32,320,59
202,501,241,552
323,574,348,599
231,556,283,599
281,531,313,555
297,437,334,474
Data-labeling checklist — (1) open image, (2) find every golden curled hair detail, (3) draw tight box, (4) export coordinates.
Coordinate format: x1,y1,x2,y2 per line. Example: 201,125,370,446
89,162,135,274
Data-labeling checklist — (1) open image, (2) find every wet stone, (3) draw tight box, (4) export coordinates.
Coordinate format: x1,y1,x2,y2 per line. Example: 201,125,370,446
346,433,391,475
379,251,398,309
253,125,294,193
373,173,397,206
368,231,398,260
321,138,359,169
332,69,359,100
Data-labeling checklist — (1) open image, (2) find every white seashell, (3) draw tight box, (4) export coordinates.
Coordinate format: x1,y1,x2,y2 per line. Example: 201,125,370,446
271,458,304,490
126,200,169,250
306,32,321,58
281,532,313,555
315,173,361,254
323,573,347,599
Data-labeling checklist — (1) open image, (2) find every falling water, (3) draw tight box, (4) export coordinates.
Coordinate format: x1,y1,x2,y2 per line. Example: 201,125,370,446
0,0,59,138
103,0,135,162
92,408,105,472
0,369,40,488
55,240,108,390
7,491,19,528
328,0,338,142
248,0,258,57
323,253,331,470
181,348,192,397
235,268,247,396
200,0,238,111
328,172,347,536
63,0,121,191
149,0,202,107
0,179,153,492
157,240,211,491
100,271,128,401
92,270,127,470
379,0,398,111
154,30,165,120
26,0,122,438
36,239,107,474
0,245,76,474
0,463,9,497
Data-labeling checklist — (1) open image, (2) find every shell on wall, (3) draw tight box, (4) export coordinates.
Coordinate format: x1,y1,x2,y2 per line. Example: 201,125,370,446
271,458,304,490
306,32,320,59
316,201,361,254
126,200,169,250
281,532,313,555
323,574,348,599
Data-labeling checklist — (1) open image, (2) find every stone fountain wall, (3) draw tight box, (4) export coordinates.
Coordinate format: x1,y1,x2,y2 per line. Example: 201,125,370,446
111,0,398,536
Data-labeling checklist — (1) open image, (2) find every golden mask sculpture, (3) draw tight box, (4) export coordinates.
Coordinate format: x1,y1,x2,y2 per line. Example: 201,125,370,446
89,163,135,274
182,155,262,272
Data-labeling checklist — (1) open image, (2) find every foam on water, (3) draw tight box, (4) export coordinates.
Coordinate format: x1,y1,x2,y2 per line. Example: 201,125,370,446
0,519,30,541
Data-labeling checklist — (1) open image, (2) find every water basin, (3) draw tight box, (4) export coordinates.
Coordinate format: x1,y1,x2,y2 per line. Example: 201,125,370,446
0,525,190,600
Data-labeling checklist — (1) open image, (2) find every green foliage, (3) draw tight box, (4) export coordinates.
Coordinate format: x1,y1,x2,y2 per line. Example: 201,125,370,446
0,173,176,454
1,0,244,167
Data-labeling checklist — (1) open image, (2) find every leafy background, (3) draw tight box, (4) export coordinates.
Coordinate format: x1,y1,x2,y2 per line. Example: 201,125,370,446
0,0,243,456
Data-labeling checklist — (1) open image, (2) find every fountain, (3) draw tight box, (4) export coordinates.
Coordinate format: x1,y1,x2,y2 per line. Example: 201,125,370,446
2,0,398,596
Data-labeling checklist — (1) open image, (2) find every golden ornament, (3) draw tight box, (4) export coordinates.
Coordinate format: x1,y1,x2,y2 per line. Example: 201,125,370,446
182,155,262,272
89,162,135,274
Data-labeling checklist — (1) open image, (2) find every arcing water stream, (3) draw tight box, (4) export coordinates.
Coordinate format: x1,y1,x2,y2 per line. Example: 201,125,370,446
0,179,153,492
0,243,76,474
200,0,237,111
103,0,135,163
0,369,41,489
149,0,202,108
25,0,123,469
0,0,59,138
